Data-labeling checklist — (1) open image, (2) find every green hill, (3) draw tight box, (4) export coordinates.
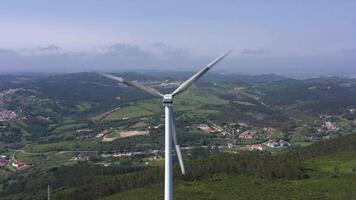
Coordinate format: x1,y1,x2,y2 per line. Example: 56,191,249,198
2,132,356,200
100,134,356,200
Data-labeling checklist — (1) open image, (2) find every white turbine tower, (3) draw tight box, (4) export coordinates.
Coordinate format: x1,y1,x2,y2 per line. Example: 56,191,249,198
100,50,232,200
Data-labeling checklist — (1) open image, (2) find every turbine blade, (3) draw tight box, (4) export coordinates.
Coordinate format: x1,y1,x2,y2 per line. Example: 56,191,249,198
175,144,185,175
171,49,233,96
100,73,164,98
171,111,185,175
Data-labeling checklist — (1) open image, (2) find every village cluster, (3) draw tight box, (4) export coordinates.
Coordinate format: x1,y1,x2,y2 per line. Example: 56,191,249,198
0,89,19,122
197,122,291,150
0,108,17,122
0,155,32,171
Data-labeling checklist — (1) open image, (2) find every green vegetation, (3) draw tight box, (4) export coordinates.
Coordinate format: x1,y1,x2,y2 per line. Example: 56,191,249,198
52,133,356,200
53,123,88,133
0,72,355,200
26,140,100,153
104,103,159,120
105,89,229,120
100,173,356,200
3,132,356,199
15,151,77,170
304,151,356,174
76,102,92,112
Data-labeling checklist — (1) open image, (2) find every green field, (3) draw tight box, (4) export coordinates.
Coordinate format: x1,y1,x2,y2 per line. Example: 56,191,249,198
76,102,92,112
26,139,100,153
53,122,88,133
104,90,229,121
104,102,160,120
15,151,78,169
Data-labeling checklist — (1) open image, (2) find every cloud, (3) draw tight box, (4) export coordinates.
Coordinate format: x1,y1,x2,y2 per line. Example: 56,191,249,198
352,20,356,27
0,49,19,57
0,42,188,60
149,43,189,56
0,43,196,73
340,48,356,54
0,44,355,79
240,48,270,55
36,45,62,52
18,45,63,56
97,43,151,57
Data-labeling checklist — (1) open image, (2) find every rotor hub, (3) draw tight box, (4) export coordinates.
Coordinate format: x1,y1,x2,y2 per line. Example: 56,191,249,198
163,94,173,104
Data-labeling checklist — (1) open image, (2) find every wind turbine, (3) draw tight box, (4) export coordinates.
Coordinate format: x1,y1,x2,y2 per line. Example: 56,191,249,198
100,50,232,200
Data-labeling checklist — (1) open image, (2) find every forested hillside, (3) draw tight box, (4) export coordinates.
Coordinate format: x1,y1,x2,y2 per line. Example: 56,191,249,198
1,131,356,200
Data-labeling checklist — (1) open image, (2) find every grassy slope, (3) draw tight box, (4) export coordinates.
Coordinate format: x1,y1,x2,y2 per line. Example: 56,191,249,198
304,151,356,173
100,151,356,200
100,174,356,200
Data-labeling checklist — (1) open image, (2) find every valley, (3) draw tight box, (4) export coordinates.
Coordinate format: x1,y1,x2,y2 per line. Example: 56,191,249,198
0,71,355,199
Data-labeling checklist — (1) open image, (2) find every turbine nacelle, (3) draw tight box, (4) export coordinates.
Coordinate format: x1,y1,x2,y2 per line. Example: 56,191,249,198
163,94,173,104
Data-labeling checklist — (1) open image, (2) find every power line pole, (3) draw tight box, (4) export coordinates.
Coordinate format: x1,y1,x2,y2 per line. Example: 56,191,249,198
47,184,50,200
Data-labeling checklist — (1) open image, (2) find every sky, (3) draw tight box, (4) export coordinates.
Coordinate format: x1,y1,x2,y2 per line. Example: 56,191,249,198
0,0,355,78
